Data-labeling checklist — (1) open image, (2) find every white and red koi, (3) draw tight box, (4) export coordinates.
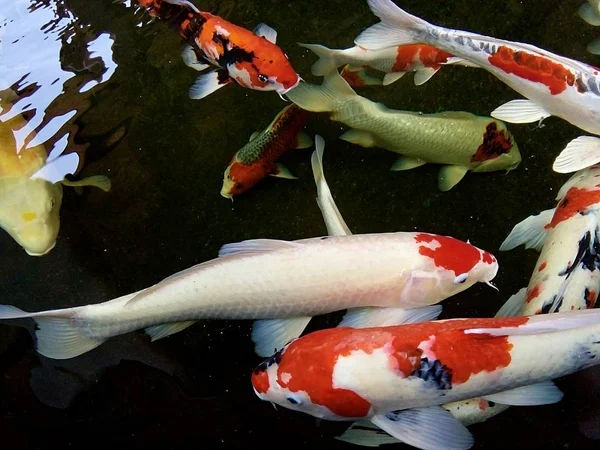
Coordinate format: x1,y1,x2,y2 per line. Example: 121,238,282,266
355,0,600,174
499,164,600,316
252,309,600,450
137,0,300,99
0,230,497,360
299,42,477,86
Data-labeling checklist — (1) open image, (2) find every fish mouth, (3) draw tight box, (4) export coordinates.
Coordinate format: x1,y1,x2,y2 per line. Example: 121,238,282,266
24,240,56,256
220,185,234,200
278,76,302,96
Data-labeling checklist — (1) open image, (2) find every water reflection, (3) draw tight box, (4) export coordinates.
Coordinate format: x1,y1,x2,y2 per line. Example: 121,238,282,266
0,0,116,255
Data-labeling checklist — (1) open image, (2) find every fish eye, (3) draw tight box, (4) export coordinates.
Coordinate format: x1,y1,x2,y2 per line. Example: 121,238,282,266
49,199,55,210
286,395,302,405
258,74,268,83
454,273,469,284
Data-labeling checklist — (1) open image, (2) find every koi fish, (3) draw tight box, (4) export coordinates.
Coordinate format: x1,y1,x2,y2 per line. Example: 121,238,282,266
0,89,109,256
286,70,521,191
299,42,478,86
220,68,380,199
355,0,600,174
0,228,497,360
252,308,600,450
499,165,600,316
137,0,300,100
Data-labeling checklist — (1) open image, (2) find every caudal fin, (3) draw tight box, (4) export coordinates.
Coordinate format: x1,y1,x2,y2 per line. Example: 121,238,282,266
354,0,432,50
0,304,105,359
285,70,356,113
298,43,340,76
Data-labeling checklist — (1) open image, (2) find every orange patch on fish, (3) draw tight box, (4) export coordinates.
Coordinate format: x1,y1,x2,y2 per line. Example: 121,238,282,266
470,122,514,163
478,398,490,410
545,187,600,229
415,233,483,275
488,46,575,95
482,251,496,264
252,370,270,394
538,261,547,272
526,285,541,303
393,44,453,72
275,316,528,416
586,290,597,308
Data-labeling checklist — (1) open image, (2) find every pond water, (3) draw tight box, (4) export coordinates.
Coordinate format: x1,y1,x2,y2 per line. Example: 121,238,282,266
1,0,599,448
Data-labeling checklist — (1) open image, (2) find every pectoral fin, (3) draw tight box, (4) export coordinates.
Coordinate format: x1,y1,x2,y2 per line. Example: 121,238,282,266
189,70,232,100
390,156,426,171
181,45,210,71
62,175,111,192
482,381,563,406
338,305,442,328
252,23,277,43
337,421,398,447
438,165,468,191
553,136,600,174
495,288,526,318
145,320,198,341
294,131,313,149
251,316,312,357
382,71,406,86
371,406,474,450
491,99,551,124
413,67,439,86
269,163,297,179
579,3,600,26
339,129,376,147
499,208,553,251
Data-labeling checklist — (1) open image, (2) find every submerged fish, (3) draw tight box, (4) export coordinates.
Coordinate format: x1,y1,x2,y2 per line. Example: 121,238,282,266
299,42,477,86
220,68,380,199
0,90,109,256
0,229,497,360
137,0,300,100
355,0,600,174
252,309,600,450
286,70,521,191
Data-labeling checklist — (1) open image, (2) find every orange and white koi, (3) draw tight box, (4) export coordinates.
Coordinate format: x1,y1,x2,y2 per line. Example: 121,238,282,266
299,42,477,86
252,309,600,450
355,0,600,174
137,0,300,99
499,164,600,316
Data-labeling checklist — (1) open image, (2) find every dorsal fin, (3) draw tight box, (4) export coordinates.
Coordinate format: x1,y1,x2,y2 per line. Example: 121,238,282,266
218,239,298,257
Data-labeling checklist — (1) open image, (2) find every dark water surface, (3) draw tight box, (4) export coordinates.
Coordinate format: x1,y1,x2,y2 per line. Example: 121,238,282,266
1,0,600,448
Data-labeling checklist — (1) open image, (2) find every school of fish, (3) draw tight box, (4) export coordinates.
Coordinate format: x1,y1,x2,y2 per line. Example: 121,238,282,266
2,0,600,449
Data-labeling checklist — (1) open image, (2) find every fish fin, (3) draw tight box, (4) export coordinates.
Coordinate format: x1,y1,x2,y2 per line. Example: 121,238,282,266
0,305,104,360
311,135,353,236
249,131,261,142
30,153,79,184
495,288,526,318
253,23,277,43
338,305,442,329
482,381,563,406
438,165,468,191
382,71,406,86
341,66,383,87
339,129,376,147
145,320,197,342
189,70,232,100
552,136,600,174
269,163,297,179
297,43,339,76
465,308,600,336
579,3,600,26
445,57,480,68
181,45,210,71
62,175,111,192
371,406,474,450
347,64,365,72
413,67,439,86
294,131,313,149
251,317,312,357
490,99,551,124
285,70,356,112
354,0,431,50
218,239,298,257
587,38,600,56
390,156,426,171
163,0,200,13
499,208,554,251
336,421,398,447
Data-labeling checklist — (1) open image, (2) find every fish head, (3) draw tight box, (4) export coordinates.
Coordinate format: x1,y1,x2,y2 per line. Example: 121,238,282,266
414,233,499,298
221,157,268,199
0,176,62,256
251,340,341,420
227,44,300,95
470,121,522,173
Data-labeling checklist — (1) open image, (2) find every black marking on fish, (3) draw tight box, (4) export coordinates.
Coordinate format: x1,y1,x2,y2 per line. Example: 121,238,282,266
467,37,480,51
558,230,600,277
541,295,562,314
576,76,589,94
588,76,600,96
253,347,284,374
411,358,452,390
212,32,254,68
455,36,465,46
488,401,496,407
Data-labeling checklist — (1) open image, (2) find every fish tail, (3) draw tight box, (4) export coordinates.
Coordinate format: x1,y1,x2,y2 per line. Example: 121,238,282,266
298,43,340,76
355,0,433,50
0,304,105,360
286,70,356,113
